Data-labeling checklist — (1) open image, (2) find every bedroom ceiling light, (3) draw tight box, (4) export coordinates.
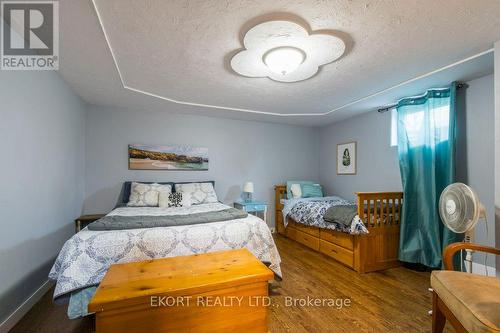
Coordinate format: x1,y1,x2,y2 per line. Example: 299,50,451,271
230,20,346,83
263,47,306,76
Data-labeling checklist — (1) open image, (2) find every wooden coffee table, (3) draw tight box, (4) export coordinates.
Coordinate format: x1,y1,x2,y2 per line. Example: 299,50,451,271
88,249,273,333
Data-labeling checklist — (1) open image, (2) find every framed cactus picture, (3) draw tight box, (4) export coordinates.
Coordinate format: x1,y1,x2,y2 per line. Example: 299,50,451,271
337,141,356,175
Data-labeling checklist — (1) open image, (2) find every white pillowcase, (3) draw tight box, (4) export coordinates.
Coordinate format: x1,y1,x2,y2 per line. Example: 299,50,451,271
127,182,172,207
290,183,302,198
180,194,192,207
175,182,218,205
158,192,192,208
158,191,169,208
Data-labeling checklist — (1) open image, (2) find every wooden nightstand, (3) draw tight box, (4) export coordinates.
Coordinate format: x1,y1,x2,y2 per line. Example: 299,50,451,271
233,201,267,224
75,214,106,233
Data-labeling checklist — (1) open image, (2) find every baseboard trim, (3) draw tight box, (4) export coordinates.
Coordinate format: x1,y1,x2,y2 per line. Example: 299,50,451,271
0,280,53,333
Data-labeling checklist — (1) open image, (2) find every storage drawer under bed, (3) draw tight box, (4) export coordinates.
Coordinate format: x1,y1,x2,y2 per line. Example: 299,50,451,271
319,229,354,250
294,230,320,251
319,240,354,267
287,220,320,237
286,220,354,251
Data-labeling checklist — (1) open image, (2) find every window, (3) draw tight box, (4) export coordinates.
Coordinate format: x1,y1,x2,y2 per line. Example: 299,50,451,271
390,105,450,148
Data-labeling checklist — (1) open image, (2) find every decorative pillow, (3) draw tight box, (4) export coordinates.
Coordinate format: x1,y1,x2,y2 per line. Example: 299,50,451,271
158,191,169,208
158,191,191,208
180,194,192,207
301,183,323,198
175,182,218,205
290,183,302,198
167,193,183,207
286,181,315,199
127,182,172,207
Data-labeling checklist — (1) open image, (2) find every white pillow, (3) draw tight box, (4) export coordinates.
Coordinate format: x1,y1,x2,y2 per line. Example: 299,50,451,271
158,191,169,208
290,183,302,198
127,182,172,207
180,193,192,207
159,192,192,208
175,182,218,205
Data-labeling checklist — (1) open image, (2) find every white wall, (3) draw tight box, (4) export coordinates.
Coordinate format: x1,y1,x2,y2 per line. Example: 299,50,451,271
318,109,402,201
458,75,495,267
318,74,495,266
84,106,320,227
0,70,86,325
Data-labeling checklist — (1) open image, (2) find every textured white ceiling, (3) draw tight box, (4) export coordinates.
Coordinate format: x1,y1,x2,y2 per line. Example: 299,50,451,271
57,0,500,126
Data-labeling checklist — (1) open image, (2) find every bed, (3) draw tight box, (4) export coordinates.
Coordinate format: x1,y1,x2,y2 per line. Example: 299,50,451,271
274,184,403,273
49,181,281,319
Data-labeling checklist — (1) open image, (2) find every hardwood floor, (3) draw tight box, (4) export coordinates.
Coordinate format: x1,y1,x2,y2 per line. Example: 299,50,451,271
10,235,453,332
268,236,453,332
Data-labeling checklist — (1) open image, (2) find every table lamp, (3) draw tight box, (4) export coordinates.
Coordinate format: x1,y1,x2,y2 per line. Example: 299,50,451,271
243,182,254,202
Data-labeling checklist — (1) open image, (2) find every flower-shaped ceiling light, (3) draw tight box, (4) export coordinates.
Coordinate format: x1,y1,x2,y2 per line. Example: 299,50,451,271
230,20,346,83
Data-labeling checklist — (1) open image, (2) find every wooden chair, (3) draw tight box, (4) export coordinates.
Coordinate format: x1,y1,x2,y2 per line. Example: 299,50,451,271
431,243,500,333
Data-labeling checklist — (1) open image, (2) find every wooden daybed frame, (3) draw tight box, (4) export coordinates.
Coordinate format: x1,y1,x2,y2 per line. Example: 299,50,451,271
274,185,403,273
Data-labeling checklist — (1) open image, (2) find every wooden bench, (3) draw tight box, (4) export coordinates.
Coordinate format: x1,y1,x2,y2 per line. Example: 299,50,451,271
89,249,273,333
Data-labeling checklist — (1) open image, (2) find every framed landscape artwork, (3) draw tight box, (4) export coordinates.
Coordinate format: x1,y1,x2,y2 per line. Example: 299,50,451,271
129,144,209,170
337,141,356,175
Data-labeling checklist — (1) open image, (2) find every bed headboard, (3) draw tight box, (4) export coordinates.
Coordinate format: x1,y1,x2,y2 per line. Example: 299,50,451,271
119,181,216,206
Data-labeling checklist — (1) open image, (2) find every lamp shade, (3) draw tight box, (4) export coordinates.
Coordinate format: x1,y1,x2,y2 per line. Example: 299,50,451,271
243,182,254,193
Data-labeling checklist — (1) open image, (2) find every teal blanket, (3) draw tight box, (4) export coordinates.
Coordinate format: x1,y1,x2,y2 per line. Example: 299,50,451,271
88,208,248,231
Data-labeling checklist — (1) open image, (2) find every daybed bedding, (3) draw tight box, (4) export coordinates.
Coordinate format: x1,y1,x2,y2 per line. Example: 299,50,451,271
282,196,368,235
323,204,358,226
49,202,281,318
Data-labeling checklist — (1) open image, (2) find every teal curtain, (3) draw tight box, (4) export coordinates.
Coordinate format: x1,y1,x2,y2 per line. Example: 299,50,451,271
397,83,461,268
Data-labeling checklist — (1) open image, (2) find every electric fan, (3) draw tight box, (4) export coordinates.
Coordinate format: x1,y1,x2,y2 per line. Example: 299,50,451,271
439,183,486,272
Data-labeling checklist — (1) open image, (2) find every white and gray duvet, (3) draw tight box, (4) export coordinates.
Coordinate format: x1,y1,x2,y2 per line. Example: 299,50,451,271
282,196,369,235
49,203,282,301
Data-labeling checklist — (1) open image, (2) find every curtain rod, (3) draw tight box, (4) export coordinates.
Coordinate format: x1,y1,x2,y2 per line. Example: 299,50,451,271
377,83,466,113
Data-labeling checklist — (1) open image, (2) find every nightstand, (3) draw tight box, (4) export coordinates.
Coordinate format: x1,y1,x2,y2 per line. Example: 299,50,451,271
75,214,106,233
233,201,267,224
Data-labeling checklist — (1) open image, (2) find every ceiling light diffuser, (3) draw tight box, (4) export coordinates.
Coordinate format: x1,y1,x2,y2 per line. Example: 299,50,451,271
263,47,306,76
230,20,346,83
